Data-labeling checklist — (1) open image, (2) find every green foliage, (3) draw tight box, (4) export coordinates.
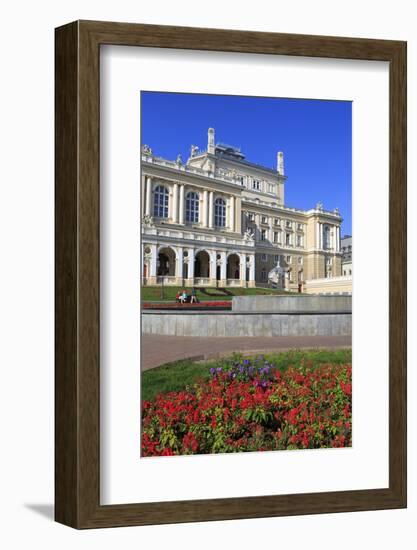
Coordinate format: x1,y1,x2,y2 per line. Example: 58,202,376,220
141,348,351,402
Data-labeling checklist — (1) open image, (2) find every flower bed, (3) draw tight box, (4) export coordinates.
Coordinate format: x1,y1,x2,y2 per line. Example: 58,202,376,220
142,358,352,456
142,300,232,309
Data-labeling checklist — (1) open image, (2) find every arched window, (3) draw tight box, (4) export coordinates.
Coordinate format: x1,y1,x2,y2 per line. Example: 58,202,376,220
186,191,199,223
153,185,168,218
214,197,226,227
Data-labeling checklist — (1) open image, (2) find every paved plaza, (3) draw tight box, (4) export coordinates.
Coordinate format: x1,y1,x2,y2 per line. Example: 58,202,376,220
141,334,351,371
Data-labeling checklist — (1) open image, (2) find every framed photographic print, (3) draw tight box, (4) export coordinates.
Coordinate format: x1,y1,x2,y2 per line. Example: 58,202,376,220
55,20,407,528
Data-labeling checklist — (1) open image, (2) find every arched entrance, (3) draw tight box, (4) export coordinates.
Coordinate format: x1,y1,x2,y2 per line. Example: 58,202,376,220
227,253,240,280
194,250,210,278
157,247,176,276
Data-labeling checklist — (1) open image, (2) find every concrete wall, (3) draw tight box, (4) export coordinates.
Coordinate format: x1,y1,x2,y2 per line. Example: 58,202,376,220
304,275,352,295
142,311,351,337
232,294,352,313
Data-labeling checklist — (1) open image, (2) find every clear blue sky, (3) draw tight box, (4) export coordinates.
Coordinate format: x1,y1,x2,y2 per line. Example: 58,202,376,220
141,92,352,236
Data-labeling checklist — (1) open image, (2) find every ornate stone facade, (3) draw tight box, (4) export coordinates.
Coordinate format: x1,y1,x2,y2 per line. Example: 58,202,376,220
341,235,352,277
141,128,343,290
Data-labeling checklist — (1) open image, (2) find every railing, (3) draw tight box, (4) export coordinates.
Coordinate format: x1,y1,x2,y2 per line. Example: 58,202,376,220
226,278,243,287
156,276,177,285
142,154,241,186
142,226,255,247
194,278,211,286
242,198,341,218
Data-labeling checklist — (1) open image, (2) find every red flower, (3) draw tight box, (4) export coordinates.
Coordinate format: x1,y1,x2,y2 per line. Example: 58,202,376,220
161,448,174,456
183,432,199,453
141,362,352,455
340,381,352,397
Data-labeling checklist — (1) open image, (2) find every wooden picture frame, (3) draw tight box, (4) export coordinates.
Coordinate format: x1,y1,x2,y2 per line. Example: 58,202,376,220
55,20,407,528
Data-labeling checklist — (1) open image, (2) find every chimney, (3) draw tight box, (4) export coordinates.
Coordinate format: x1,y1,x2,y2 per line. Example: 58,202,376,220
208,127,215,154
277,151,285,176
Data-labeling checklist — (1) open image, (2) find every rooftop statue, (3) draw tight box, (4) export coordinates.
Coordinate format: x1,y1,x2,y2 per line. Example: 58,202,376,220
142,144,153,155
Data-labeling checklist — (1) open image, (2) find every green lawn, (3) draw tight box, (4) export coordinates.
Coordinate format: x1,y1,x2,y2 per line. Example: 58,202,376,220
141,348,352,402
141,285,293,302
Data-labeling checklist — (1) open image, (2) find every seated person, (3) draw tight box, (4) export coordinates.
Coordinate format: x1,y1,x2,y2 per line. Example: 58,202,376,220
175,291,181,303
180,289,188,304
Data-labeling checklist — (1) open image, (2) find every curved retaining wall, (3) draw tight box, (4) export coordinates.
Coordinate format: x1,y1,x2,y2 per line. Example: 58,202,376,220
141,311,351,337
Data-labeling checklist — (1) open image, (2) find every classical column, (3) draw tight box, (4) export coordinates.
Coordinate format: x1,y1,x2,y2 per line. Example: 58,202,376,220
239,254,246,287
172,182,179,223
269,219,274,242
336,226,340,252
208,191,214,229
220,251,227,284
255,213,260,241
235,197,242,234
187,248,195,281
229,196,235,232
248,254,256,288
179,184,185,224
141,176,146,216
209,250,216,284
149,243,157,284
175,247,183,283
202,190,208,227
145,176,152,216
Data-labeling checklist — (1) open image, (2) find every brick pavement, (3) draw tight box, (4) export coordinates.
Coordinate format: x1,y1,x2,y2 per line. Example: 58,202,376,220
141,334,351,371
